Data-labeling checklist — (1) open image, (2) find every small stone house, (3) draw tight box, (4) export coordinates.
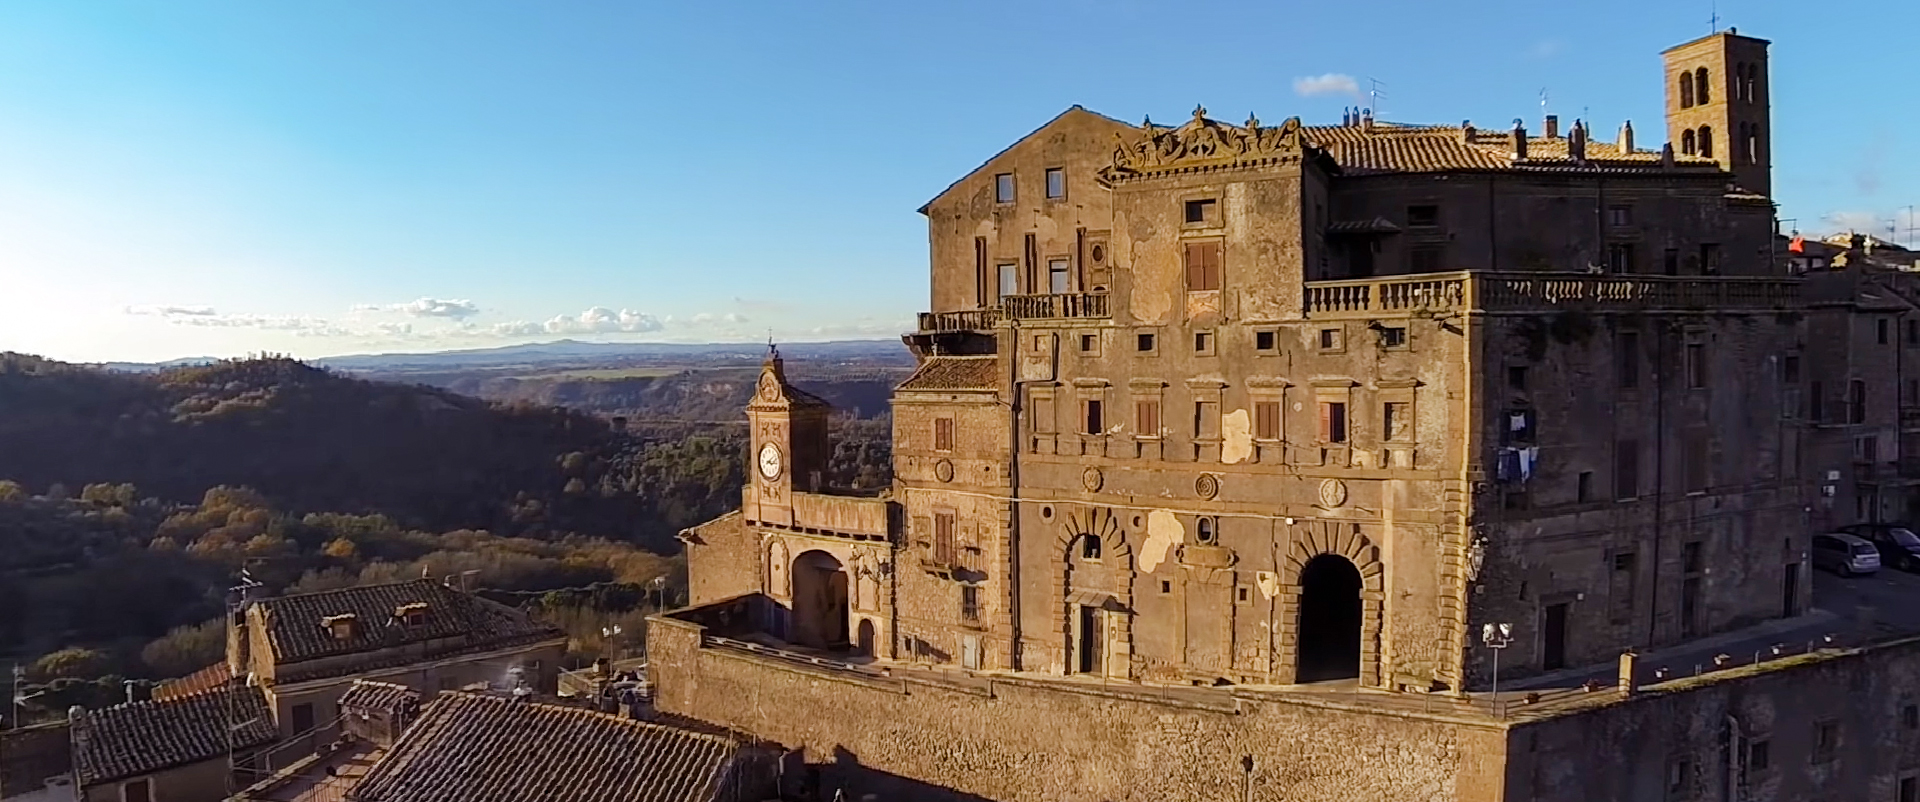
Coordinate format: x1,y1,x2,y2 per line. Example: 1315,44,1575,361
68,685,278,802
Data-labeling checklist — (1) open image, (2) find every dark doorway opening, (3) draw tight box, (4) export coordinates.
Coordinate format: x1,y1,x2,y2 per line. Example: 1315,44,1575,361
1076,605,1104,674
1295,554,1362,682
1782,562,1801,618
1542,603,1568,671
792,550,849,650
856,618,875,656
1680,578,1701,638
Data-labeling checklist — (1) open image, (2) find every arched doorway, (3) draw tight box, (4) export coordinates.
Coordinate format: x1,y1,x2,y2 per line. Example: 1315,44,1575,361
1295,554,1362,682
791,550,849,650
855,619,876,656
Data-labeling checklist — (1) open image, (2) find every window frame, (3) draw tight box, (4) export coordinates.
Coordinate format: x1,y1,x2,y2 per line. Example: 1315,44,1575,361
933,417,955,452
993,172,1015,204
1044,167,1066,201
1183,239,1224,291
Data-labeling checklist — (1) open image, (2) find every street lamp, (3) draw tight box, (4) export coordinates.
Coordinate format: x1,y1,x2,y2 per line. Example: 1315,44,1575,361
1481,622,1514,703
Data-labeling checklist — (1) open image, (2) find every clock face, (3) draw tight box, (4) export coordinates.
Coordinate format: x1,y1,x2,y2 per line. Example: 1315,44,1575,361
757,442,783,480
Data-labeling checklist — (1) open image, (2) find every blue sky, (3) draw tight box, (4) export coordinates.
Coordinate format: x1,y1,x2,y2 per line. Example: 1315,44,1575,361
1,0,1911,363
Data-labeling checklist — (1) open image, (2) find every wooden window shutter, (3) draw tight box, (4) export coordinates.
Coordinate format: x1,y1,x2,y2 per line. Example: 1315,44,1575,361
1318,402,1332,442
1186,241,1222,290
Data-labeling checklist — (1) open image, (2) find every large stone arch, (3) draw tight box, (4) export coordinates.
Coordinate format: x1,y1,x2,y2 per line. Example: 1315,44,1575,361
1277,521,1385,686
1047,506,1134,677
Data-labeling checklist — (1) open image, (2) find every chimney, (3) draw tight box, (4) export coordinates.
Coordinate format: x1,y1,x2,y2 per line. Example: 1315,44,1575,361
1360,107,1374,131
1460,120,1475,144
1544,114,1559,138
1569,120,1587,163
1618,120,1635,153
1661,142,1676,169
1510,121,1528,161
1618,651,1639,695
1341,108,1352,127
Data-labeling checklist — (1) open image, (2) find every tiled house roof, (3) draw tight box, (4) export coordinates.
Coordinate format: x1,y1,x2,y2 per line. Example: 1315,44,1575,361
337,681,421,714
1302,123,1725,177
70,685,278,785
253,580,563,683
348,693,766,802
151,661,231,701
897,356,1000,392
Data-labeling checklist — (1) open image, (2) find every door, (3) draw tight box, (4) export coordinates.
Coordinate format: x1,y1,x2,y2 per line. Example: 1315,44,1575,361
1542,603,1568,671
961,635,980,670
1681,578,1702,637
1076,605,1103,674
1783,562,1801,617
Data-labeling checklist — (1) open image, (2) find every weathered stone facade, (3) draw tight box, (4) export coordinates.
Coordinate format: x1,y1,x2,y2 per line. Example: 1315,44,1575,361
656,27,1920,802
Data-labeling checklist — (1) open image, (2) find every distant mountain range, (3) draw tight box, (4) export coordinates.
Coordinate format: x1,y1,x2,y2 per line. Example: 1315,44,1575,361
99,338,914,374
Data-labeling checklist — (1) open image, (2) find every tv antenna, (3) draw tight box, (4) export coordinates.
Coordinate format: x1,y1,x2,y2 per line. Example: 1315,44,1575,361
1709,0,1721,34
1366,78,1387,119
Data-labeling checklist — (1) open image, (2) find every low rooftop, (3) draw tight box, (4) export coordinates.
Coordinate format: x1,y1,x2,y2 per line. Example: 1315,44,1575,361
251,579,563,683
69,684,278,785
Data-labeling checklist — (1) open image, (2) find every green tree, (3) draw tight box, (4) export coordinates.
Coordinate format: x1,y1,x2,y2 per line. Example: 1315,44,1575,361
29,647,112,682
140,619,226,678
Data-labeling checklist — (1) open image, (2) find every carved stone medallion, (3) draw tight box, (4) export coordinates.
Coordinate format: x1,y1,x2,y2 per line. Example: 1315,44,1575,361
1319,478,1348,508
1082,467,1104,492
934,459,955,483
1194,473,1221,500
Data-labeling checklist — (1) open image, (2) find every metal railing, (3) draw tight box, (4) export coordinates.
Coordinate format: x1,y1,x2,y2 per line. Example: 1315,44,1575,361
916,292,1111,333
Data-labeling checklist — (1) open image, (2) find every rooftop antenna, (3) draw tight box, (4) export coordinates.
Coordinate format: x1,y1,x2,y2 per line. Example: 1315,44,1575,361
1539,89,1550,120
1710,0,1720,33
1367,78,1388,119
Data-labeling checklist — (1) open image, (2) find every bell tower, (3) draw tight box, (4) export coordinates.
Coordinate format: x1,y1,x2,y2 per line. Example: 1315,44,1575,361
745,345,832,527
1664,30,1772,197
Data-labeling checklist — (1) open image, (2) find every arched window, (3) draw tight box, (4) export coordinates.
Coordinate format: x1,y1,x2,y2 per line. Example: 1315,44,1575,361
1196,517,1217,545
1682,129,1697,155
1079,534,1102,560
1695,67,1710,103
1747,126,1760,164
1699,125,1714,158
1679,73,1694,108
1735,122,1748,164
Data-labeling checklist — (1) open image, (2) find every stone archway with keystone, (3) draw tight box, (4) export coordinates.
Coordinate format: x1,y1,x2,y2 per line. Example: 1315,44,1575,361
1048,506,1135,678
1276,520,1385,686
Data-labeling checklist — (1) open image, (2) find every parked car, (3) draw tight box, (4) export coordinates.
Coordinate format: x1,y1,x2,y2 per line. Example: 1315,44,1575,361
1812,532,1881,577
1837,523,1920,572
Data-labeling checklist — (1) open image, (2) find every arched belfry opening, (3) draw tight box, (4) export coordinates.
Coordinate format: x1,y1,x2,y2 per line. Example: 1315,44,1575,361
791,550,849,650
1295,554,1363,682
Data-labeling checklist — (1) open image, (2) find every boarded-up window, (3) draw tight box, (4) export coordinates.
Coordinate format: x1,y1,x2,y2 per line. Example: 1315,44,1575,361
933,512,956,565
933,417,954,452
1135,399,1160,437
1185,241,1222,291
1193,401,1219,439
1616,439,1640,499
1384,402,1411,441
1254,401,1282,440
1032,391,1056,434
1319,402,1348,444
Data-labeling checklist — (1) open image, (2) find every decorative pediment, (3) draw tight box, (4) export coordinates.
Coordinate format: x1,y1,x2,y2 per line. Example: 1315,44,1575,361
1100,107,1311,182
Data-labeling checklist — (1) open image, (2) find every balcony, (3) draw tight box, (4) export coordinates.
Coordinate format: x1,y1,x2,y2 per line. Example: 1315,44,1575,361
1304,271,1801,319
1002,292,1110,321
918,307,1005,333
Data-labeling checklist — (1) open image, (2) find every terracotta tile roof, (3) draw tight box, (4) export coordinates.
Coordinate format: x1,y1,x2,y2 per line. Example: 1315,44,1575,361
897,356,1000,392
70,684,277,785
254,580,562,678
1300,123,1725,177
151,661,230,701
349,692,765,802
337,681,421,715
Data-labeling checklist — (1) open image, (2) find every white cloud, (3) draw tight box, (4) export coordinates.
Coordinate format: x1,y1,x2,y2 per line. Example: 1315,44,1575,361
1824,210,1884,234
351,298,480,320
1292,73,1359,98
491,307,665,337
1528,39,1564,59
690,312,750,325
124,305,217,318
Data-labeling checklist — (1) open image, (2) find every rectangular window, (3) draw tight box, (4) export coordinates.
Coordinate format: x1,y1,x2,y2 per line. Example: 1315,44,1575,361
1748,739,1769,771
1813,720,1839,762
1578,471,1593,503
1255,401,1282,440
1617,332,1640,389
1083,399,1104,435
1044,167,1065,200
1849,379,1868,424
974,236,988,307
1881,318,1892,345
1032,391,1056,434
1508,365,1528,390
1194,331,1214,354
1409,245,1444,273
933,512,956,565
1910,319,1919,345
1608,205,1633,227
1811,380,1825,422
1700,243,1721,273
1319,327,1343,350
1685,343,1706,388
1135,399,1160,437
1193,401,1219,439
292,702,315,734
1683,541,1704,574
1857,435,1879,463
1378,326,1408,348
1684,432,1709,492
1406,204,1439,228
960,585,980,622
1615,439,1640,499
1137,332,1156,352
1663,248,1679,275
1904,703,1919,729
1184,240,1223,290
1902,777,1917,802
997,263,1019,298
1664,755,1691,801
1079,333,1097,353
1384,402,1411,442
1048,258,1070,294
1607,242,1636,273
994,173,1015,203
1255,330,1277,351
933,417,954,452
1184,198,1218,225
123,779,152,802
1319,402,1348,444
1783,354,1800,383
1608,552,1636,623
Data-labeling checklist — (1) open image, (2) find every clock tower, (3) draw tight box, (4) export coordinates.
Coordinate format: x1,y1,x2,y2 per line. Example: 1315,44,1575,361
746,345,831,527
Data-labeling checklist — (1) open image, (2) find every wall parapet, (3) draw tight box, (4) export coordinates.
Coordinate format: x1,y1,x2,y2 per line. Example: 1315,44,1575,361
1304,270,1803,318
